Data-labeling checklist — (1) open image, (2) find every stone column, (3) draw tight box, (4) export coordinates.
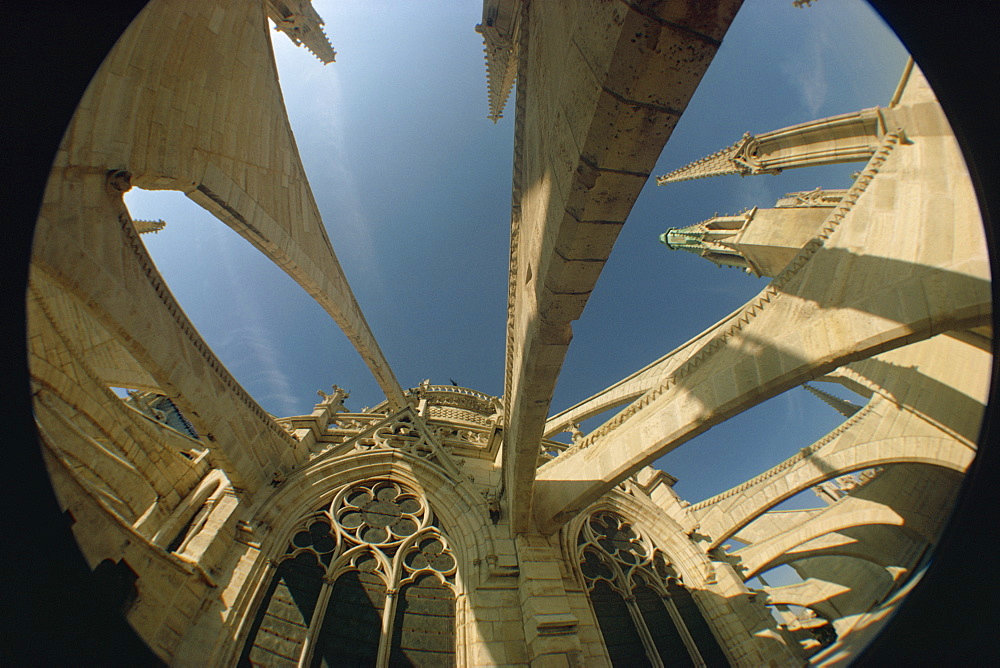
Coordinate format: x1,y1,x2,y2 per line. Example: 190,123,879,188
514,533,586,666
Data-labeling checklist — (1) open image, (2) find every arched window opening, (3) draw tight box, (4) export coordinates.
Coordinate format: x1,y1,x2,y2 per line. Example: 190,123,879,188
634,583,691,667
312,568,386,666
238,552,324,667
239,480,458,667
165,505,204,553
92,558,139,616
577,510,729,667
590,579,651,667
388,572,457,666
123,390,200,440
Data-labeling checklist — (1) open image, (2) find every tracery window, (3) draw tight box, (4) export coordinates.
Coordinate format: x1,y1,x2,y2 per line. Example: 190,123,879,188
577,511,729,667
239,480,457,667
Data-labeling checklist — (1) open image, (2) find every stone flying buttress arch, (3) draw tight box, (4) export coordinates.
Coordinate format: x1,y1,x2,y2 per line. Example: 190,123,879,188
32,174,298,495
533,120,990,534
502,0,745,533
37,0,405,409
543,304,748,440
731,500,925,582
690,399,975,551
737,525,923,579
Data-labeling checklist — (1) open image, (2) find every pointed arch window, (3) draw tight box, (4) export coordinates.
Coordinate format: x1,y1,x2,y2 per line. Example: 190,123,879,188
577,511,729,667
239,480,457,667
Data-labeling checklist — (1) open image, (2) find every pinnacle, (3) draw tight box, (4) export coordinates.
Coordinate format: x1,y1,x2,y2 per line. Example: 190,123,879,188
802,383,862,418
656,136,746,185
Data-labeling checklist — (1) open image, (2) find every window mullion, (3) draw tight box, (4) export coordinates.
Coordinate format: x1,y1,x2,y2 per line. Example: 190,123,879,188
375,586,400,667
625,591,665,668
663,595,706,668
455,592,468,665
298,575,335,668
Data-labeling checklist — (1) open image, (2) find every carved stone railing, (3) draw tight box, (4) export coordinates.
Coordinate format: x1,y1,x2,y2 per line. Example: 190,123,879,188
329,413,384,430
373,385,503,421
418,384,499,405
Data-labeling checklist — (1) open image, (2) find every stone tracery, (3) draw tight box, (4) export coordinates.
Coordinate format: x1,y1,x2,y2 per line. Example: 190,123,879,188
21,0,992,664
575,509,728,667
242,478,458,666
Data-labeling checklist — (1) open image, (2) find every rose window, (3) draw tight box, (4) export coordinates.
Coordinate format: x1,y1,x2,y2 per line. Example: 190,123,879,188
335,481,425,545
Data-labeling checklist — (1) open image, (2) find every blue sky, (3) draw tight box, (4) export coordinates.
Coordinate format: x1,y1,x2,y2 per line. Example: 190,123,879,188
125,0,908,509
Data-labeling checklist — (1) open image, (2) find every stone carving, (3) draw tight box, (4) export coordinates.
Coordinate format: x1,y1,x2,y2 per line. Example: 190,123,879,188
271,480,457,589
26,0,988,660
106,169,132,194
264,0,336,64
132,219,166,235
430,424,490,447
317,384,349,414
565,423,583,444
475,0,520,121
775,188,848,208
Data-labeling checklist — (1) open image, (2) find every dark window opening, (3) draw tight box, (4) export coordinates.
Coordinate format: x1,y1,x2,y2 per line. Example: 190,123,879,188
92,558,139,616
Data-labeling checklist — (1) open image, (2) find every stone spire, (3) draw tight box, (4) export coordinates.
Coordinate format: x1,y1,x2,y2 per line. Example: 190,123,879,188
659,211,755,272
265,0,337,64
657,133,778,184
660,189,847,277
657,107,883,184
802,383,862,417
133,219,166,235
475,0,521,122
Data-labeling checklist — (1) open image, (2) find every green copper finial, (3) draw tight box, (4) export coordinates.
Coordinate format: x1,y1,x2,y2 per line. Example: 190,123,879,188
659,228,705,252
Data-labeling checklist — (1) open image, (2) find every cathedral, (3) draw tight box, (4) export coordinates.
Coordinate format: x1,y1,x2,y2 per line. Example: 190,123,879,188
18,0,995,665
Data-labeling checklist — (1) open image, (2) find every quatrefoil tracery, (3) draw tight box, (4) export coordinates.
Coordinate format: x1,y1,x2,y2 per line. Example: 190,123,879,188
346,413,445,462
373,417,424,448
401,533,457,586
652,550,680,583
292,517,336,554
581,547,614,582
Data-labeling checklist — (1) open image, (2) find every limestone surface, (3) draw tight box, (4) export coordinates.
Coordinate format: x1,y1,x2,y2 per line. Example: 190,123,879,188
27,1,989,665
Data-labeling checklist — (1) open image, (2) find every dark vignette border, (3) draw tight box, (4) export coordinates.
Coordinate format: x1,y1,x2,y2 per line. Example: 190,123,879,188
1,1,996,664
